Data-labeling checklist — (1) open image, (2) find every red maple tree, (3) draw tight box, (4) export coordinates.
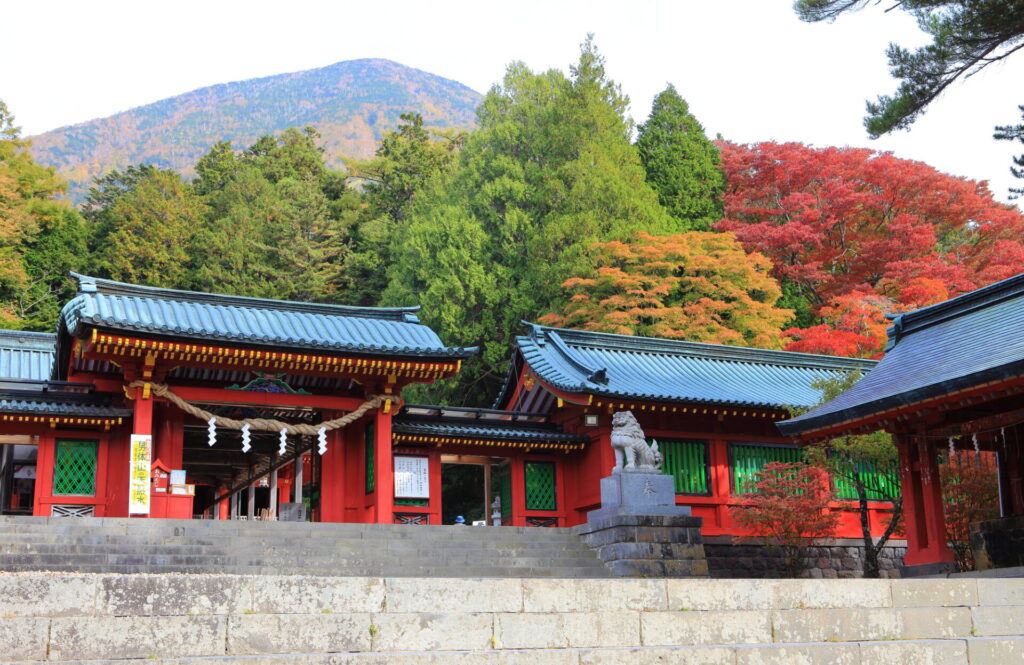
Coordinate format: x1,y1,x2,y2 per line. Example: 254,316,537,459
716,142,1024,357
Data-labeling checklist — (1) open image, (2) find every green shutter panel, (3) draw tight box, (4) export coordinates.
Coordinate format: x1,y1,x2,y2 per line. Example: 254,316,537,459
524,462,557,511
658,439,710,494
53,440,98,496
364,424,375,494
731,443,802,494
834,459,901,501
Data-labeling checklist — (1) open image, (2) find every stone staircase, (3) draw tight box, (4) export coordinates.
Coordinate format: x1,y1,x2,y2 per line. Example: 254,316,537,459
0,516,613,578
2,574,1022,663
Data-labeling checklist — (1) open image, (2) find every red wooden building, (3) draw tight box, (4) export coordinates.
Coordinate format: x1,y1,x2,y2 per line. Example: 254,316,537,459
780,272,1024,573
0,275,900,542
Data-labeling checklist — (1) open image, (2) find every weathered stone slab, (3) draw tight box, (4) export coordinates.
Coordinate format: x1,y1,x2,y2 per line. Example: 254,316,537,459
523,578,666,612
251,576,384,614
859,639,968,665
891,579,978,608
966,636,1024,665
0,574,97,617
771,608,900,642
640,610,772,646
577,645,735,664
976,578,1024,606
0,617,49,661
494,612,568,649
771,579,892,609
734,642,860,665
372,612,493,651
564,612,640,648
899,607,972,639
99,574,251,616
48,615,226,660
387,577,521,613
227,612,371,654
972,606,1024,636
667,579,772,611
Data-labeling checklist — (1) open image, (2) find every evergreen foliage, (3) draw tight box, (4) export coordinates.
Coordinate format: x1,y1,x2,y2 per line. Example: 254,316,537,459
0,100,88,330
384,37,675,404
636,85,725,231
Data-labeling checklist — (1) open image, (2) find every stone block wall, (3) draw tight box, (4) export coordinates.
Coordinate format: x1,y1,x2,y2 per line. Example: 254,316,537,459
972,515,1024,570
2,574,1023,663
704,536,907,579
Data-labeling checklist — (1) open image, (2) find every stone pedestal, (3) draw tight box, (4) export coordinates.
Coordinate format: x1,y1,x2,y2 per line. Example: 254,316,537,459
577,471,708,577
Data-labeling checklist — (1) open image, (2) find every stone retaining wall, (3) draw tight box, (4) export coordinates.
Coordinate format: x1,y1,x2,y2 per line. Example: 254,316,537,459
704,536,907,578
1,573,1022,663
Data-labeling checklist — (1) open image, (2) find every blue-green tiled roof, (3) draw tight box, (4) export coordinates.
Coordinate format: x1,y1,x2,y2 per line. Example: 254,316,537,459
505,324,876,410
779,271,1024,437
0,330,56,380
394,405,588,444
0,388,131,419
58,274,476,359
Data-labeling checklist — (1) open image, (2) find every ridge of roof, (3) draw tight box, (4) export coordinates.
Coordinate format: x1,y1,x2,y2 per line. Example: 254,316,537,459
523,323,876,372
0,329,57,348
885,272,1024,350
71,273,423,323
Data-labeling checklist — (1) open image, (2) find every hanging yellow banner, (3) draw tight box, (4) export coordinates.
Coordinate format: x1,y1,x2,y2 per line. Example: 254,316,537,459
128,434,152,515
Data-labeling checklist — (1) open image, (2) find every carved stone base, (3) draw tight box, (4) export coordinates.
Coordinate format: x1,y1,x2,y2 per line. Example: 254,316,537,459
579,472,707,578
577,514,708,577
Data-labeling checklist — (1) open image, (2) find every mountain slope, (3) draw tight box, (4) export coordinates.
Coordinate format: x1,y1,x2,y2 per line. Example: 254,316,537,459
27,58,482,198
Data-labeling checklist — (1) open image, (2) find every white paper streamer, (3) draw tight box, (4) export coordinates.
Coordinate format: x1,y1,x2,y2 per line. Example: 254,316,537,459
279,428,288,456
241,423,251,453
317,427,328,455
207,417,217,447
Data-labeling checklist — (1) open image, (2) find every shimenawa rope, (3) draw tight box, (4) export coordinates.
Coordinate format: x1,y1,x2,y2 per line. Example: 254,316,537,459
125,380,385,435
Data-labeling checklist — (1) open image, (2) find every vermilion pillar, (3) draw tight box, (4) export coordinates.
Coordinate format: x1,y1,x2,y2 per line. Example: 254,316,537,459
510,454,526,527
154,404,184,469
319,426,346,522
898,433,954,567
373,407,394,523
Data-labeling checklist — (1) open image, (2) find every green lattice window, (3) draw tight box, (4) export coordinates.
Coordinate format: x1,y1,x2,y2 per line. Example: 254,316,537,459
394,497,428,506
524,461,556,511
364,423,375,494
833,459,901,501
658,439,710,495
731,442,802,494
53,440,98,496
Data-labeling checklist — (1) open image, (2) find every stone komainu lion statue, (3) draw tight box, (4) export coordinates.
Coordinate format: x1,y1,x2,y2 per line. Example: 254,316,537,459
610,411,662,472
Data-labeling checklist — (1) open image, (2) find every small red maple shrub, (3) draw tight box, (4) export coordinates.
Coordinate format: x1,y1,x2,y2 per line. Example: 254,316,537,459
730,462,841,577
939,449,1000,571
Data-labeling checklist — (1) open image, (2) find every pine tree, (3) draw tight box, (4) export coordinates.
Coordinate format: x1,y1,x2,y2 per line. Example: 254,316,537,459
636,85,725,231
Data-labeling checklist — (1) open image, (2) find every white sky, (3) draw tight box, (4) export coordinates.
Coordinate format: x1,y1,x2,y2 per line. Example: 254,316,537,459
3,0,1022,204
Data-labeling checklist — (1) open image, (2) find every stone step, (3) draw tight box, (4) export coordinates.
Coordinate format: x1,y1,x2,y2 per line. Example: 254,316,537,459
9,640,1024,665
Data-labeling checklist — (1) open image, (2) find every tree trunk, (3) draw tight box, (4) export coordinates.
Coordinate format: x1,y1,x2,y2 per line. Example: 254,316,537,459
856,475,882,578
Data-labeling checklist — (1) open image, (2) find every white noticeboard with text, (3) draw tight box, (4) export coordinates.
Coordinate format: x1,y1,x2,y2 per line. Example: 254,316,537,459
393,456,429,499
128,434,152,515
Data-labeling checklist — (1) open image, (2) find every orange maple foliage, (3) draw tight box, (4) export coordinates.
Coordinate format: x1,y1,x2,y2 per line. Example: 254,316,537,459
539,231,792,348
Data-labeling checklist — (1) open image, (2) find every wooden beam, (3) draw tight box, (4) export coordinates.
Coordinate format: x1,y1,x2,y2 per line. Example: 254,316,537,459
927,405,1024,439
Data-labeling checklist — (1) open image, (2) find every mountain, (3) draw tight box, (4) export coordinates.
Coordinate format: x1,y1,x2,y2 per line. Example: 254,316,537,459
27,58,482,200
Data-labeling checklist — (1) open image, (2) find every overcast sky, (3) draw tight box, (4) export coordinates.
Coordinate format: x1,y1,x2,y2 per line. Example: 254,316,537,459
3,0,1022,204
